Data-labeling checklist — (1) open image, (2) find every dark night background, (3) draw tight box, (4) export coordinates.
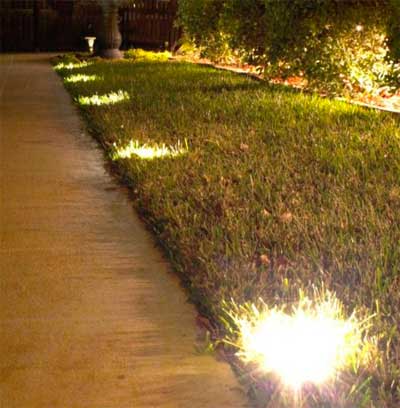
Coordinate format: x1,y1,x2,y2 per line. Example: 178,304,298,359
0,0,180,52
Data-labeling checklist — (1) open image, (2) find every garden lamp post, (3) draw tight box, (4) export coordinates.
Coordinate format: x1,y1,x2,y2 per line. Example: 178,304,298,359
97,0,123,59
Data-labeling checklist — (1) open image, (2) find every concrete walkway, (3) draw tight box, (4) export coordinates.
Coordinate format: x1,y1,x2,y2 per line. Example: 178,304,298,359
0,54,248,408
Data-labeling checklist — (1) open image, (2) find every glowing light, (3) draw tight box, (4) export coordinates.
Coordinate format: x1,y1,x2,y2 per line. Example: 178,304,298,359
355,25,363,32
54,61,90,71
64,74,100,83
228,293,375,389
243,310,352,387
85,36,96,53
77,90,130,106
112,139,188,160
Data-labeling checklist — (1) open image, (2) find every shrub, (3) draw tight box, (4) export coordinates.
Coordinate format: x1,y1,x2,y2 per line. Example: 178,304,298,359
178,0,400,95
124,48,171,62
177,0,226,60
261,0,394,94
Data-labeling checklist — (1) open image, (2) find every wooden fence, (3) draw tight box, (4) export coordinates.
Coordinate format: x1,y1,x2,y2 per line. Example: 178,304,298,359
0,0,180,53
120,1,180,50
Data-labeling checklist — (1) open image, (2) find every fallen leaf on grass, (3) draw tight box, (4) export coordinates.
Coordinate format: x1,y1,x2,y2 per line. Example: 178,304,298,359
280,211,293,223
260,254,271,265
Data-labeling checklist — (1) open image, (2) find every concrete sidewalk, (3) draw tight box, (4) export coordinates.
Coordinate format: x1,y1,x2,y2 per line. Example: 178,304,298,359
0,54,248,408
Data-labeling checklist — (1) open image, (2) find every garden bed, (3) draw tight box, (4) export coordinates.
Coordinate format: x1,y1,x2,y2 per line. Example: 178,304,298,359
55,55,400,407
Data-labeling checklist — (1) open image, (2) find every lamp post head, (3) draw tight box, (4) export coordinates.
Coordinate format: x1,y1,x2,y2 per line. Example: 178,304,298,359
84,36,96,53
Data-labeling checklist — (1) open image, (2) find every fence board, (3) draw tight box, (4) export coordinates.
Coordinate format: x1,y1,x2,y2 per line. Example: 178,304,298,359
120,1,179,50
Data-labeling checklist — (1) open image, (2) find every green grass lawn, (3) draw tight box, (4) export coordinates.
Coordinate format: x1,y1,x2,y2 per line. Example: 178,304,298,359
55,55,400,407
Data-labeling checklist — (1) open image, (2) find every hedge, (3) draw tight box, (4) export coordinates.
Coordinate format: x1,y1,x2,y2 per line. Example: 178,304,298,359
178,0,400,94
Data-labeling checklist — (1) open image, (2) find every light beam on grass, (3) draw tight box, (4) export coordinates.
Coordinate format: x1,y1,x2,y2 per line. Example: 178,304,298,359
54,61,90,71
77,90,130,106
226,292,375,389
112,139,188,160
64,74,100,83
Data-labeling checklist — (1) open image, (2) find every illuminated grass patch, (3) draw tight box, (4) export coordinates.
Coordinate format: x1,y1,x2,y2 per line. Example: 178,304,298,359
124,48,171,62
112,139,188,160
77,90,130,106
224,292,376,390
54,61,90,71
64,74,100,83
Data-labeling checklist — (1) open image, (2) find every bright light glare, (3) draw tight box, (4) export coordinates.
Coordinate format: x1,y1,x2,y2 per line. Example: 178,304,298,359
64,74,100,83
244,309,352,387
112,139,188,160
232,294,374,389
77,90,130,106
355,25,363,32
